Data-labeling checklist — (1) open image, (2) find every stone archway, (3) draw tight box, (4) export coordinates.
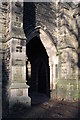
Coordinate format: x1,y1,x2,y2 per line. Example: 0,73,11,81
26,27,58,98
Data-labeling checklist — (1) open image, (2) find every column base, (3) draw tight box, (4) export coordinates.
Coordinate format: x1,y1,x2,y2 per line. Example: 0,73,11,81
50,89,57,99
9,83,31,109
9,96,31,109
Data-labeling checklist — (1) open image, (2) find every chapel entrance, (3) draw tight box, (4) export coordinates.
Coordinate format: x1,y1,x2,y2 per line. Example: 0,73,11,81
26,36,50,98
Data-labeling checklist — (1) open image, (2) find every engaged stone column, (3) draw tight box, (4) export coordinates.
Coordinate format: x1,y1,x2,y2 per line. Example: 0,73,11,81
49,55,58,98
7,1,31,108
49,60,54,98
9,39,31,108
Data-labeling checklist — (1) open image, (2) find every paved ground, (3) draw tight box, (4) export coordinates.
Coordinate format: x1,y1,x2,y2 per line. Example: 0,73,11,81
3,93,80,119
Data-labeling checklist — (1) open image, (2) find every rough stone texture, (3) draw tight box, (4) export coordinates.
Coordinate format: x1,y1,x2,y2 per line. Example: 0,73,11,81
23,2,80,100
1,1,80,116
1,1,31,113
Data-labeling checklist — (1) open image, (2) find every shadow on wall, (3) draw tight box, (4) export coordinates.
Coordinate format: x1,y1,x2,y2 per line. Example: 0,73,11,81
60,2,80,75
2,59,9,117
23,2,36,36
58,2,80,118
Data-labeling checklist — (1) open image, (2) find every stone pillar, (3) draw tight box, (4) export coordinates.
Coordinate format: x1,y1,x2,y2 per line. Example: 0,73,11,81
49,55,58,98
49,60,54,98
9,38,31,108
53,64,57,90
6,1,31,108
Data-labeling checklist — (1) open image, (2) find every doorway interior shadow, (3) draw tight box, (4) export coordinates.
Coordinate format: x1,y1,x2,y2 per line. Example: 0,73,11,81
26,36,50,105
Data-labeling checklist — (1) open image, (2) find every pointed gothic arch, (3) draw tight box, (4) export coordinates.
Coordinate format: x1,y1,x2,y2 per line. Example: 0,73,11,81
26,27,58,97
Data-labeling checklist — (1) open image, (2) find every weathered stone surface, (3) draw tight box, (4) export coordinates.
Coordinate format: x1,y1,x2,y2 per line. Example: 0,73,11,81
1,2,80,115
23,2,80,101
1,1,31,112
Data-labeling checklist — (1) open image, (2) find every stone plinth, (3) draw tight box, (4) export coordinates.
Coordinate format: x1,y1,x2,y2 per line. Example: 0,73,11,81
9,82,31,109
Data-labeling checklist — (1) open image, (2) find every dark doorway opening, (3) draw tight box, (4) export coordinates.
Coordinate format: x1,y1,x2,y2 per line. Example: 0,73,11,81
38,61,47,94
26,36,50,102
